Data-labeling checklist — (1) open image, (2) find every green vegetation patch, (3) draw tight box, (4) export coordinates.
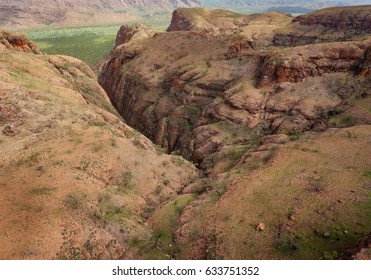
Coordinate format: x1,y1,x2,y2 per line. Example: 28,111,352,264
22,15,171,67
330,114,357,128
36,34,115,67
134,194,196,259
64,192,87,210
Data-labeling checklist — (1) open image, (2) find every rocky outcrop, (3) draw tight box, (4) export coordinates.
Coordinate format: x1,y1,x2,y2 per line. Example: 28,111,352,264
167,9,194,31
257,40,371,88
342,233,371,260
0,31,41,54
114,23,160,48
293,5,371,31
166,8,243,34
273,5,371,47
99,7,371,167
167,8,292,38
358,46,371,77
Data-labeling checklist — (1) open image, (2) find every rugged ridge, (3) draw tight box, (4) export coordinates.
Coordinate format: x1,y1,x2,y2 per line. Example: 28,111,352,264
99,7,371,166
273,5,371,46
0,31,41,54
293,5,371,30
257,40,371,88
167,8,293,37
0,0,202,28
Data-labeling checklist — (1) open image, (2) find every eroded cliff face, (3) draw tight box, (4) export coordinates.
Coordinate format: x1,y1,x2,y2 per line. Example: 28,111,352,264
273,6,371,46
293,6,371,30
99,7,371,167
257,41,371,88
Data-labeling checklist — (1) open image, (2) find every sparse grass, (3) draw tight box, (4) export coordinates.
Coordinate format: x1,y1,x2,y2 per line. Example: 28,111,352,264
330,114,357,128
129,238,141,249
117,172,134,193
101,203,130,222
153,195,195,243
308,176,327,192
215,182,228,198
64,192,87,210
91,142,104,152
30,187,56,196
162,179,170,186
17,151,42,167
287,130,302,141
190,180,209,195
110,138,117,147
228,145,249,161
188,228,201,242
134,195,196,259
170,156,186,167
209,145,251,172
36,166,46,174
301,148,321,154
346,131,358,139
155,185,163,195
78,159,90,171
95,192,131,223
276,233,298,254
262,146,279,164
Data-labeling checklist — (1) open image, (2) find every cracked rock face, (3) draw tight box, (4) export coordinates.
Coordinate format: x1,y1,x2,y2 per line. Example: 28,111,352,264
293,6,371,30
0,31,41,54
99,8,371,167
273,6,371,47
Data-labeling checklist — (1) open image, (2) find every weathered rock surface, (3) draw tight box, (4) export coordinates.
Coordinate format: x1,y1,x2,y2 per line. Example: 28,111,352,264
99,7,371,168
257,40,371,88
167,7,293,40
294,6,371,30
273,5,371,47
0,31,41,54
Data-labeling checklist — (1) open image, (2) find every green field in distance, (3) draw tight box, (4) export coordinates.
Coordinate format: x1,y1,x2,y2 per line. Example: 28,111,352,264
23,15,171,68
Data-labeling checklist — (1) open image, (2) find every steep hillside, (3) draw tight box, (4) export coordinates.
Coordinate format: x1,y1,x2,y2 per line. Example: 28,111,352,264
0,0,201,28
0,32,199,259
99,6,371,259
